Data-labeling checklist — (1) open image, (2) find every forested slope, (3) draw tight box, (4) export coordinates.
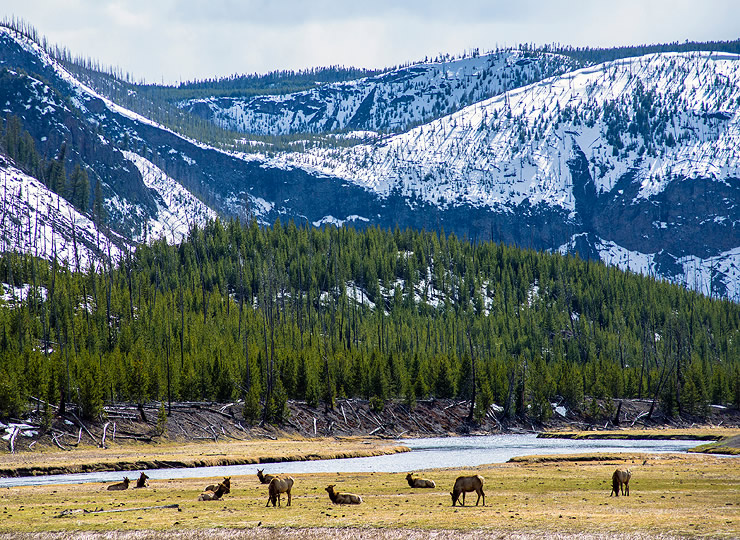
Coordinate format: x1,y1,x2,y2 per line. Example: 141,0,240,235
1,219,738,426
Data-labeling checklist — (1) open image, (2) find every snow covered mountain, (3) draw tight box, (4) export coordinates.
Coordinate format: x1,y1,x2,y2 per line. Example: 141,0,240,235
179,50,577,136
252,51,740,298
0,24,738,299
0,25,216,265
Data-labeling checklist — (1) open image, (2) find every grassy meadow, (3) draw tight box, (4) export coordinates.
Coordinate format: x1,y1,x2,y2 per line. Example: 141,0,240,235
0,452,737,538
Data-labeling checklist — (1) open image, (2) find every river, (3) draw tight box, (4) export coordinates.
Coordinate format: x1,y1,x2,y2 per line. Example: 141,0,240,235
0,434,713,488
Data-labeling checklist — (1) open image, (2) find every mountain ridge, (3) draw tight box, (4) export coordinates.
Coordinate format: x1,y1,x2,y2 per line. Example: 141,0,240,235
0,23,738,299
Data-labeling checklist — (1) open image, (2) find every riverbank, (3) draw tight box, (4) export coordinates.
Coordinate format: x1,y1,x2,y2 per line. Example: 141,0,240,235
0,437,409,478
5,398,739,460
0,452,736,538
538,428,740,455
0,428,733,479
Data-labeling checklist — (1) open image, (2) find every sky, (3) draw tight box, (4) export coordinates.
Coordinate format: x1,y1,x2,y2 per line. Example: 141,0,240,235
2,1,739,85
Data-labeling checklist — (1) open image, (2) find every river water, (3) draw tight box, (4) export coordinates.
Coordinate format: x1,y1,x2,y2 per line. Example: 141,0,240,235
0,434,712,488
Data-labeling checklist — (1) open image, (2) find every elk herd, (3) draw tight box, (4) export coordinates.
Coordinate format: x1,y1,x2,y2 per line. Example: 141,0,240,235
103,467,632,506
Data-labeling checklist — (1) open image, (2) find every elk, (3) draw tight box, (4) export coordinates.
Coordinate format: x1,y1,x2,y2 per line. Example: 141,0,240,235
257,469,277,484
450,475,485,506
205,476,231,494
198,482,228,501
135,472,149,488
406,472,435,488
266,476,294,507
106,477,130,491
325,484,362,504
610,468,631,497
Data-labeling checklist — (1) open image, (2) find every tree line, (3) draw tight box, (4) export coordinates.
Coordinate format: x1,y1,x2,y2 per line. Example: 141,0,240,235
0,219,738,427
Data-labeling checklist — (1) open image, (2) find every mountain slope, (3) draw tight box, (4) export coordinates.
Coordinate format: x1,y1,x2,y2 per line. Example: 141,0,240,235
0,156,122,269
256,52,740,297
1,24,738,299
179,50,578,136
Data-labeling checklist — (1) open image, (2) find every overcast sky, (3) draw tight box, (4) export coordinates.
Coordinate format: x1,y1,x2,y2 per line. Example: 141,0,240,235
3,1,739,84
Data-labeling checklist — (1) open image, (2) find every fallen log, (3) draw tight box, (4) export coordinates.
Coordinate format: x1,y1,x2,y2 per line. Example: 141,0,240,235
68,413,99,445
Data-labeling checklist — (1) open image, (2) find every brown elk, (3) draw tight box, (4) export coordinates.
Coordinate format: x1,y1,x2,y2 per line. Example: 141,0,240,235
257,469,276,484
198,482,228,501
450,475,485,506
106,477,130,491
610,468,631,497
266,476,294,507
325,484,362,504
405,472,435,488
205,476,231,494
135,472,149,488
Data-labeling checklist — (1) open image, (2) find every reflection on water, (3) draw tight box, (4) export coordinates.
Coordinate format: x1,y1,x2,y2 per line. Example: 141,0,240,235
0,434,712,488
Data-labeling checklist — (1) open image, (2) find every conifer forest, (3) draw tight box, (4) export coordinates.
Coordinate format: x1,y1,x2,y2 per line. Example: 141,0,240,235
1,218,738,425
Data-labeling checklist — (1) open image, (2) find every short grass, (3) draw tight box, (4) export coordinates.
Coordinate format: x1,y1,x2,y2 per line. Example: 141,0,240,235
0,453,737,538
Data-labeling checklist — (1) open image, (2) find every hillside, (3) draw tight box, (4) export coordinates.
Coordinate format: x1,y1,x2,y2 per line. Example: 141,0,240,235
178,50,578,136
1,219,738,433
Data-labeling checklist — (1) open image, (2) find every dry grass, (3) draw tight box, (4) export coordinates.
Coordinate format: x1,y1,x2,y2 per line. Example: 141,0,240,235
0,528,697,539
0,453,737,538
540,427,740,440
0,437,409,477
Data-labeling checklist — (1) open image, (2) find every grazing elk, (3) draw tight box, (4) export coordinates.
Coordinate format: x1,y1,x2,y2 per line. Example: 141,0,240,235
135,472,149,488
610,468,631,497
205,476,231,494
198,482,228,501
325,484,362,504
266,476,294,507
106,477,130,491
406,472,435,488
450,475,485,506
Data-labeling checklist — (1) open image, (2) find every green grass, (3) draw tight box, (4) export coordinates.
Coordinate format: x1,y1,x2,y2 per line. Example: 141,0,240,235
0,452,737,538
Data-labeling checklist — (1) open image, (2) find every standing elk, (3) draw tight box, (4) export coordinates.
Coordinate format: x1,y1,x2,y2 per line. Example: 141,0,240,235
610,468,631,497
266,476,295,507
450,475,485,506
257,469,277,484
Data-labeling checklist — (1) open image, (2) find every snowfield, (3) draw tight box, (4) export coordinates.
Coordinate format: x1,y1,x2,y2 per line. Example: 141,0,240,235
0,161,123,269
257,52,740,215
123,151,217,244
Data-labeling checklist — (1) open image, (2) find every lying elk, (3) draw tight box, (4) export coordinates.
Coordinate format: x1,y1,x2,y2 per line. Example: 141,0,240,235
106,477,130,491
135,472,149,488
406,472,435,488
610,468,631,497
257,469,277,484
205,476,231,494
451,475,485,506
198,482,228,501
266,476,294,507
325,484,362,505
